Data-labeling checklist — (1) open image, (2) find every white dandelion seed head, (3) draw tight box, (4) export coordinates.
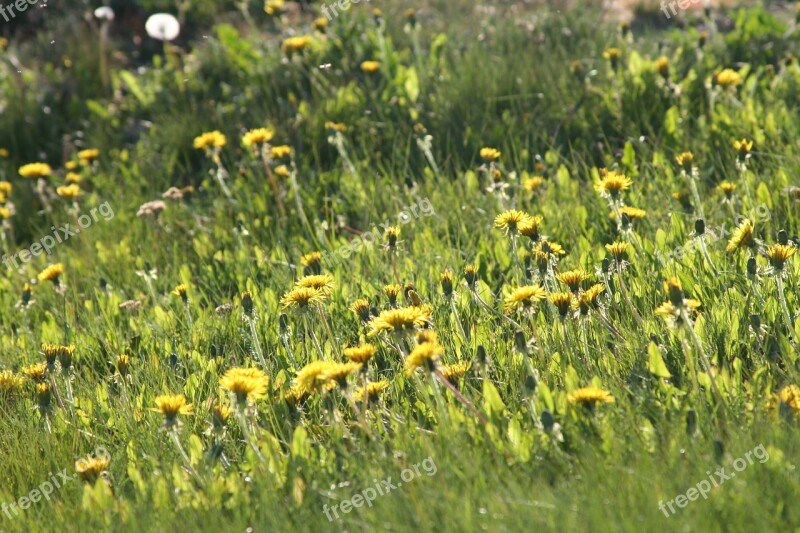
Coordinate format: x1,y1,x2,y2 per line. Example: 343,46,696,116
94,6,115,21
145,13,180,42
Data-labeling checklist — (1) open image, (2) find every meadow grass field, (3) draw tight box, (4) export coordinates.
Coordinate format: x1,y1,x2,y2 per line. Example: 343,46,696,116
1,0,800,531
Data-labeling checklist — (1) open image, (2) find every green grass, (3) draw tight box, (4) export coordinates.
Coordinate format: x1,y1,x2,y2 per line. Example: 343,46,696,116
1,1,800,531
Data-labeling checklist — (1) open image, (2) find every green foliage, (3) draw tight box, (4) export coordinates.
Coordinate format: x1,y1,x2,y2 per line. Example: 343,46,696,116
1,3,800,532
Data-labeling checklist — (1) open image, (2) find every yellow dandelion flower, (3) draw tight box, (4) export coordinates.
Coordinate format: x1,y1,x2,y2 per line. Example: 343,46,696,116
0,371,25,399
282,35,313,54
300,251,323,270
172,283,189,302
343,343,377,363
65,172,82,184
38,263,64,283
556,269,590,292
416,329,439,345
715,68,742,87
504,285,547,313
367,305,433,336
0,181,12,196
325,121,347,132
494,210,533,232
576,283,605,314
767,385,800,415
534,240,566,264
605,241,630,259
24,364,48,384
718,182,737,198
765,244,797,270
285,385,309,405
75,455,110,483
439,361,471,381
220,367,270,405
726,219,754,253
382,284,403,306
193,130,227,150
610,206,646,220
56,184,81,199
0,207,12,219
654,56,669,77
280,287,325,309
350,298,372,321
353,380,390,403
522,176,546,192
567,386,615,405
312,17,328,31
151,394,193,426
270,145,293,160
242,128,273,147
594,169,632,198
675,152,694,170
404,342,444,375
323,362,362,387
480,147,501,161
295,274,334,295
264,0,284,15
65,161,78,170
77,149,100,164
19,162,52,179
518,215,544,241
549,292,574,317
360,60,381,74
212,403,232,428
655,299,702,321
295,361,338,394
603,47,622,60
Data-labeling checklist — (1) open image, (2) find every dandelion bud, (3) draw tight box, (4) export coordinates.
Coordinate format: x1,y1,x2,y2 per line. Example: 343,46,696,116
686,410,697,436
241,291,254,317
21,283,32,306
664,277,684,307
746,257,757,277
464,264,479,289
116,355,130,377
440,269,453,297
476,345,487,365
514,330,528,354
695,219,705,236
36,382,52,411
541,410,555,432
385,226,400,249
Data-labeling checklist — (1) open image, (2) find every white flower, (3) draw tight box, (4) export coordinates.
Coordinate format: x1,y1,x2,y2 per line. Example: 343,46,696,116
145,13,180,42
94,6,115,21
